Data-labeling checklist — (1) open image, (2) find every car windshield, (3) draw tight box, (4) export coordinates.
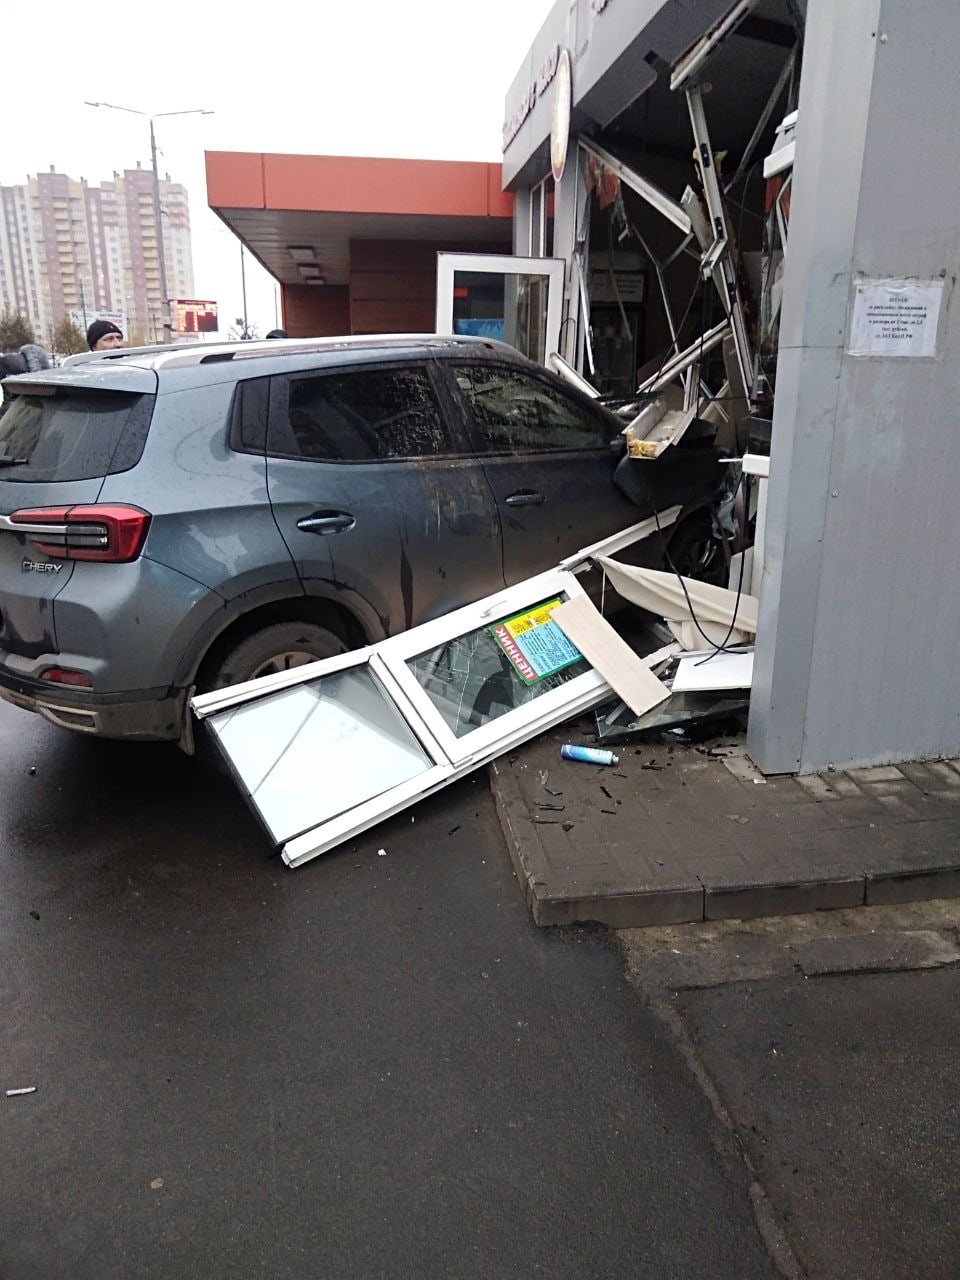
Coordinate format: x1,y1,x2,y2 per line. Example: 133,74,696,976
0,387,154,483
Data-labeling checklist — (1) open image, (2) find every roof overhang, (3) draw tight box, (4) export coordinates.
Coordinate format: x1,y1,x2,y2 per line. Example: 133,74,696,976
501,0,802,187
206,153,515,287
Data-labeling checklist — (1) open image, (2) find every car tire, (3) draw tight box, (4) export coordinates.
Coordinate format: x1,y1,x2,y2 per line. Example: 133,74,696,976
204,621,348,692
665,512,729,587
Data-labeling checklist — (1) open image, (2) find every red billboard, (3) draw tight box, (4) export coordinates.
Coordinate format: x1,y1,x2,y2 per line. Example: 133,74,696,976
172,299,219,336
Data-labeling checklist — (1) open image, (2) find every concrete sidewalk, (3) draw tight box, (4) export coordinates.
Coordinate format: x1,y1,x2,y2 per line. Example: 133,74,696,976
491,718,960,926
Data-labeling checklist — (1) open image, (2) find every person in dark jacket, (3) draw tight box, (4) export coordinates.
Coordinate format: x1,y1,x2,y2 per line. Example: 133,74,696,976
0,343,52,416
0,343,51,375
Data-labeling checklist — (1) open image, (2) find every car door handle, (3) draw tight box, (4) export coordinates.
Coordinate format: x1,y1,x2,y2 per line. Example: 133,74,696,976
296,511,356,534
504,490,545,507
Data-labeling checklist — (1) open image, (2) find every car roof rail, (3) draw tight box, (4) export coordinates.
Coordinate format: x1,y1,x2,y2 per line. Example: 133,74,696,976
61,341,198,368
62,333,509,373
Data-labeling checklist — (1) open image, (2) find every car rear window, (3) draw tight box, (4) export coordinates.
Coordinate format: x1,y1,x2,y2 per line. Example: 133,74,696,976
0,387,154,483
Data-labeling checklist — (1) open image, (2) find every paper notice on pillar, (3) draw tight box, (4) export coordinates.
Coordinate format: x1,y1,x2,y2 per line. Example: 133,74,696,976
847,278,944,358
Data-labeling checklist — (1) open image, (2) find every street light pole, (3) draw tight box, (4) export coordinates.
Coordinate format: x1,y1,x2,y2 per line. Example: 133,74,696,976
148,119,173,343
240,242,249,338
85,102,213,344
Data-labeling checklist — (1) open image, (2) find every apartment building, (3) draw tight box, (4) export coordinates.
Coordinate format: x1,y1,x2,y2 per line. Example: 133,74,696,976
0,164,194,343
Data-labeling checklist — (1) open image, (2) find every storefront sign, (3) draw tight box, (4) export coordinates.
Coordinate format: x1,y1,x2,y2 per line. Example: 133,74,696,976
172,299,219,336
847,278,943,358
492,599,581,684
550,49,572,183
503,42,562,152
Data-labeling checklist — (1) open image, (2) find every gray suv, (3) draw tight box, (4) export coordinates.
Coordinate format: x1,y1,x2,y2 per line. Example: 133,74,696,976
0,335,719,749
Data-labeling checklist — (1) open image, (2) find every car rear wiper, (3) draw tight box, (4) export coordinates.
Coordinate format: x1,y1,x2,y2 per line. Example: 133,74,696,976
0,457,27,467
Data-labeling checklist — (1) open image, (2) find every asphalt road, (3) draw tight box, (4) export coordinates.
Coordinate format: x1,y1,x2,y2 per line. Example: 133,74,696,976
0,700,777,1280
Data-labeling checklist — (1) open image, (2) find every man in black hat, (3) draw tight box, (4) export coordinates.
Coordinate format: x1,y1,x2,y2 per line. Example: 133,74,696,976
86,320,124,351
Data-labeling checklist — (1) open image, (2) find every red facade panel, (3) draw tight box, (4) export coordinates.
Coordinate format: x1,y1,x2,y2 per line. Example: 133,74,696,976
349,298,436,334
261,155,496,216
205,152,265,209
281,284,350,338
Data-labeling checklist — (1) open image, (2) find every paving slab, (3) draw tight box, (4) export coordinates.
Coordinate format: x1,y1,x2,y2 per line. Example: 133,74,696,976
491,720,960,927
673,968,960,1279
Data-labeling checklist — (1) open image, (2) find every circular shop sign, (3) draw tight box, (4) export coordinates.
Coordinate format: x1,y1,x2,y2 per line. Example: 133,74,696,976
551,49,572,183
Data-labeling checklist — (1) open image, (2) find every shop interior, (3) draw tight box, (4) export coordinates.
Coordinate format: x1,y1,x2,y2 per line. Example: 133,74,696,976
574,0,805,446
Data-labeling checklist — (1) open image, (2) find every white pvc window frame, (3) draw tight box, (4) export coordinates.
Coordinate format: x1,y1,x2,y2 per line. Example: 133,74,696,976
192,566,610,867
192,649,455,866
379,567,606,768
435,252,566,362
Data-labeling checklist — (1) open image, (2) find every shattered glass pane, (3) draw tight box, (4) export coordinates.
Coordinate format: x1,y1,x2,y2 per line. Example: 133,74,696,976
408,596,590,738
207,667,432,844
595,690,749,743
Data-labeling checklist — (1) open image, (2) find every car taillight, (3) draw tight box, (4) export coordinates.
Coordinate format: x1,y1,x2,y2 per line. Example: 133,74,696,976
9,504,151,563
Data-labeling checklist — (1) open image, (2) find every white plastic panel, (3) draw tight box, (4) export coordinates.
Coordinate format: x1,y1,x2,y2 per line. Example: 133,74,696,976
205,664,438,847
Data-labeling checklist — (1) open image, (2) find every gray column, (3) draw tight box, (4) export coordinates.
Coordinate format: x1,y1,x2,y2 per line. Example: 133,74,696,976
552,151,589,367
513,189,532,256
749,0,960,773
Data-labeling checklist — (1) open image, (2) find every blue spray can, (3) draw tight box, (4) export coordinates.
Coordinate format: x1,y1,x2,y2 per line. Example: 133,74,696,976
561,744,620,767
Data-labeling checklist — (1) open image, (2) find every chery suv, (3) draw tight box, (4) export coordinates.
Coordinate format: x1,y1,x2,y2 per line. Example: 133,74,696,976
0,335,720,748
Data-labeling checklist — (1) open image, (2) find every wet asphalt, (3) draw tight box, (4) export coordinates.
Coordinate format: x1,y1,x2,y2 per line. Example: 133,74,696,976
678,967,960,1279
0,699,777,1280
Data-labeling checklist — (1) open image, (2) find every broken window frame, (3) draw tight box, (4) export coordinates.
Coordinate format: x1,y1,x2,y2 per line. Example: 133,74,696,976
191,566,613,867
434,252,567,365
193,648,457,866
381,567,608,768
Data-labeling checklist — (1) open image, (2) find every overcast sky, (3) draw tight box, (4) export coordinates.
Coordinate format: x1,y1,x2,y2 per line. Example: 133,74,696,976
1,0,549,338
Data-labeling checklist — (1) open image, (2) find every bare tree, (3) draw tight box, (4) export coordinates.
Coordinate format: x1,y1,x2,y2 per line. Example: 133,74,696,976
51,316,86,357
228,318,260,341
0,310,36,349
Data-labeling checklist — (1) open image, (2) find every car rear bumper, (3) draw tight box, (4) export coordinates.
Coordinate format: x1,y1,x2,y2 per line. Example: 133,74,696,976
0,666,186,742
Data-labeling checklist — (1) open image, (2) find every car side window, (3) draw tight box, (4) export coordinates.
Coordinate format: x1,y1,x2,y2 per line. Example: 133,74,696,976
452,364,613,454
268,365,449,461
231,377,270,453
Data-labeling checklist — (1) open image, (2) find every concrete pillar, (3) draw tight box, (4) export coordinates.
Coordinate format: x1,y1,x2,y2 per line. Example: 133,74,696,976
749,0,960,773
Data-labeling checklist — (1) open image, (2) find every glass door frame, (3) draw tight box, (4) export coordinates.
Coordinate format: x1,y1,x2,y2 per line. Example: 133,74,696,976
435,251,566,365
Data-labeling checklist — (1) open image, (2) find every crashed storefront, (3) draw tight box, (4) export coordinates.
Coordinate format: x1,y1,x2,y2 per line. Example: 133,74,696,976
498,0,799,396
456,0,805,779
492,0,960,778
199,0,960,867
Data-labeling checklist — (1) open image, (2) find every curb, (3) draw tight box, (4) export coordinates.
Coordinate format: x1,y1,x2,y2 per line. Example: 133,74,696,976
490,754,960,929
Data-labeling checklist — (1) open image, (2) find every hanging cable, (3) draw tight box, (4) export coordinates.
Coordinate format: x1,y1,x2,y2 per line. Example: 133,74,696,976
653,466,748,660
